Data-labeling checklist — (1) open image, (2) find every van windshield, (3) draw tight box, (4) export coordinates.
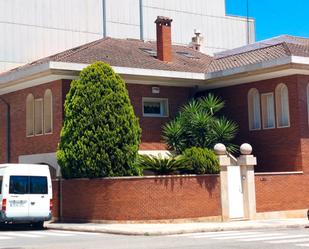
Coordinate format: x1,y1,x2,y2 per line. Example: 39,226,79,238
9,176,28,194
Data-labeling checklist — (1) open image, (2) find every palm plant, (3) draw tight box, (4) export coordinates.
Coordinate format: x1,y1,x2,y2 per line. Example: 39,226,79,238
163,93,238,154
139,154,188,175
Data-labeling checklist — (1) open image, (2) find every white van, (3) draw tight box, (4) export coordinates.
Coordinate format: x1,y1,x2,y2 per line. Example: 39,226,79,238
0,164,53,228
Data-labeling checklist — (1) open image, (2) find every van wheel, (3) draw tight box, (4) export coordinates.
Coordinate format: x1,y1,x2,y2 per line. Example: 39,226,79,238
32,221,44,229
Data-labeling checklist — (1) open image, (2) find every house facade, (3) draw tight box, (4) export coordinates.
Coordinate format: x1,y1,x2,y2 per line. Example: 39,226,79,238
0,17,309,176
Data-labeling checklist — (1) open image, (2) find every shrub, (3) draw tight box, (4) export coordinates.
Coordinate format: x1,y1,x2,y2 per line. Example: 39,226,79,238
182,147,219,174
139,154,187,175
163,94,238,154
57,62,141,178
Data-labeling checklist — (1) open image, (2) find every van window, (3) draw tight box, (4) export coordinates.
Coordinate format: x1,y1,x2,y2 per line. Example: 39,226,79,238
9,176,28,194
0,176,3,194
30,176,47,194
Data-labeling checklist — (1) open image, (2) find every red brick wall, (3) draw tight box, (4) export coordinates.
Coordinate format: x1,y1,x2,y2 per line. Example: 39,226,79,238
60,81,193,150
209,75,304,172
0,79,192,163
255,173,309,212
0,80,64,163
296,75,309,173
127,84,193,150
52,179,60,219
56,175,221,221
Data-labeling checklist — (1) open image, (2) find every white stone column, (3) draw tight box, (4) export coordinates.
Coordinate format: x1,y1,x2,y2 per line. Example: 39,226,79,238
214,143,231,222
237,143,257,220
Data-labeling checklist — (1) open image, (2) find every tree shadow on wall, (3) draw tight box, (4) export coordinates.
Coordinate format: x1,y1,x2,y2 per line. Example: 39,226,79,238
153,175,220,197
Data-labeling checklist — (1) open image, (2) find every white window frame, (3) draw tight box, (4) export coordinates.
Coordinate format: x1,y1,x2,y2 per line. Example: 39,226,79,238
142,97,169,117
275,83,290,128
34,98,44,136
248,88,261,131
261,92,276,130
44,89,53,134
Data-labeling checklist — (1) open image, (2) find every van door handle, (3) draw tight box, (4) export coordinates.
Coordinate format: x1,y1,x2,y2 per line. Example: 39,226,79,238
11,195,18,197
31,202,35,205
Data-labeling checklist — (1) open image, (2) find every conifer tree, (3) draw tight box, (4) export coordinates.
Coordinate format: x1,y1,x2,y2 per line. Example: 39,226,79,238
57,62,141,178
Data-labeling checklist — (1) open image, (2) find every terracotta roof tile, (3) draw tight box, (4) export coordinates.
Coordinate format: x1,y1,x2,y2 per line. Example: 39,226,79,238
1,35,308,79
0,37,213,77
209,43,290,72
209,35,309,73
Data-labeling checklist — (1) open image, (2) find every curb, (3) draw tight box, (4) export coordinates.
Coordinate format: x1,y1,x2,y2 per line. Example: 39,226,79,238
45,222,308,236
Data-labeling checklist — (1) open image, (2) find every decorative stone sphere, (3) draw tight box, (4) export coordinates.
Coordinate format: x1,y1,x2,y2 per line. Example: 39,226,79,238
214,143,226,155
240,143,252,155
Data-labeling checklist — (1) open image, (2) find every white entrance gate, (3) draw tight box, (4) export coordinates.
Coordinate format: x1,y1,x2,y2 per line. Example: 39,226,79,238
227,165,244,219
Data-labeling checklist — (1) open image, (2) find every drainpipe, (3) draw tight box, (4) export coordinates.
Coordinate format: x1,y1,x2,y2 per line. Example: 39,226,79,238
0,97,10,163
59,176,63,222
102,0,107,37
246,0,250,45
139,0,144,40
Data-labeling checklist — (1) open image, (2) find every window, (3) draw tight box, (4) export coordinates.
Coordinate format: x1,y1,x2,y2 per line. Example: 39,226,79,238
9,176,48,194
30,176,47,194
275,84,290,128
44,89,53,134
261,93,275,129
26,94,34,136
34,99,43,135
142,98,168,117
0,176,2,194
9,176,28,194
248,88,261,130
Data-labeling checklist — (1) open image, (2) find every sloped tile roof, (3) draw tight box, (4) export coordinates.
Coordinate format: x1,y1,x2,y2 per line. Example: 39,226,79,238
1,35,308,80
0,37,213,77
209,35,309,73
208,43,290,72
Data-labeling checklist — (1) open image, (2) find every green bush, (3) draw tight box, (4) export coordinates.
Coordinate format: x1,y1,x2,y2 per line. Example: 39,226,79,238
57,62,141,178
139,154,187,175
163,94,238,154
182,147,219,174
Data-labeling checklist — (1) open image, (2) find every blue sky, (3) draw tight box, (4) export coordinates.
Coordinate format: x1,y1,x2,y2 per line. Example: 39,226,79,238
226,0,309,41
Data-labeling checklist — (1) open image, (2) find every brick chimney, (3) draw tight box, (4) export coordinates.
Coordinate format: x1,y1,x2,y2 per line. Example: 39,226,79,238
155,16,173,62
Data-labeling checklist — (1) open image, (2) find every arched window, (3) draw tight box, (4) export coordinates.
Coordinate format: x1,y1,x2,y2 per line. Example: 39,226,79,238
248,88,261,130
26,94,34,136
275,83,290,128
44,89,53,134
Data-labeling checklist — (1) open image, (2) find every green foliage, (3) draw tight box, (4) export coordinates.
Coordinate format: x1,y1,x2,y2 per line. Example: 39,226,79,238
57,62,141,178
163,93,238,154
182,147,219,174
139,154,187,175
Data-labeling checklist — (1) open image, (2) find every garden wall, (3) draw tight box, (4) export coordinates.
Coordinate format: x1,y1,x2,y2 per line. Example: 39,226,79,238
255,172,309,213
52,175,221,222
52,179,60,220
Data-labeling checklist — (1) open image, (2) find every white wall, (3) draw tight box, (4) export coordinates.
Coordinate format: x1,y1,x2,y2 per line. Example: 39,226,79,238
0,0,103,72
0,0,255,72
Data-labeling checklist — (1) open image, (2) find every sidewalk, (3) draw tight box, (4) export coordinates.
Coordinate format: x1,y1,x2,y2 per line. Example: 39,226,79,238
45,218,309,236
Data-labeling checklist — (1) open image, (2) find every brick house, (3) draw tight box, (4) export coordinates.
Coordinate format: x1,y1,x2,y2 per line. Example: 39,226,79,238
0,17,309,176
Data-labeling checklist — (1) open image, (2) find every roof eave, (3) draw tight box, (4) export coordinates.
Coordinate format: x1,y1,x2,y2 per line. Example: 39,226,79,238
0,61,207,95
203,55,309,90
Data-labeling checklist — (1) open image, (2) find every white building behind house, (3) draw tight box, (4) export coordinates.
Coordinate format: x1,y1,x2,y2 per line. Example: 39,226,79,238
0,0,255,72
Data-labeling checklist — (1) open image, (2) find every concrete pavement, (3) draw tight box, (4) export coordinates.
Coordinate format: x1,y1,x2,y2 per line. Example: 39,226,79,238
45,218,309,236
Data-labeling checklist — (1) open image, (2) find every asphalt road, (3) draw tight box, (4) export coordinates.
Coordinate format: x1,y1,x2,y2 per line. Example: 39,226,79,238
1,227,309,249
